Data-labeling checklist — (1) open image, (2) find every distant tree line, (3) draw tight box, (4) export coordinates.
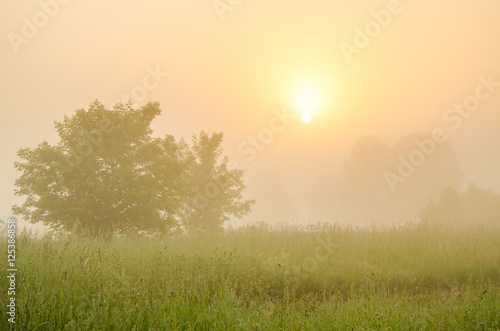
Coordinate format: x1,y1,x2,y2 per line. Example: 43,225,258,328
12,101,254,236
339,134,499,227
339,134,463,223
420,184,500,227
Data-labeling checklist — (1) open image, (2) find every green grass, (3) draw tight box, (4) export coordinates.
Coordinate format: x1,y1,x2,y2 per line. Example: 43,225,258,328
1,224,500,330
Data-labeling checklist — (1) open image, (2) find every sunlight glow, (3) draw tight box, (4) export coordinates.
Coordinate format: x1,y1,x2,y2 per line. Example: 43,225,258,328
301,112,312,123
295,88,321,113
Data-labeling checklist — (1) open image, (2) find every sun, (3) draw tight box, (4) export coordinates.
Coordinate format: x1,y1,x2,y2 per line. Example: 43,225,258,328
292,86,322,124
295,88,320,114
301,112,312,123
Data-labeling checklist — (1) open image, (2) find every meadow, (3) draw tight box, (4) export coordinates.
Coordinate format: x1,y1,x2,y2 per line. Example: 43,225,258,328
1,223,500,330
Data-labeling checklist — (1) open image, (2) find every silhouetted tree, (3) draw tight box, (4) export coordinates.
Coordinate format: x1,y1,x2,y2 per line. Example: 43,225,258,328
340,136,391,222
13,102,254,235
420,184,500,227
182,131,255,232
340,132,463,223
13,101,192,235
388,132,463,216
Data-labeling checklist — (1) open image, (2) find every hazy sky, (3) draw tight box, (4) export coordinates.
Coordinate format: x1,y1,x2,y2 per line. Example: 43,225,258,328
2,0,500,228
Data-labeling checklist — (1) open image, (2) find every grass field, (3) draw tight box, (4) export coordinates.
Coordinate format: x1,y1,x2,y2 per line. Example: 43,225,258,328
2,223,500,330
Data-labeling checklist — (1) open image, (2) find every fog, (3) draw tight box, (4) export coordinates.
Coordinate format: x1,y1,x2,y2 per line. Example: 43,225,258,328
1,0,500,230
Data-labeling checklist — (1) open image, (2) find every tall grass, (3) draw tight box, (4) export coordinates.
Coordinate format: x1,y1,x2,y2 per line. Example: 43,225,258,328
1,224,499,330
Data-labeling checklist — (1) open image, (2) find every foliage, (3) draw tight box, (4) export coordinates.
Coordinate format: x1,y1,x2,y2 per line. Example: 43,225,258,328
340,132,463,223
12,101,253,235
340,136,391,219
420,184,500,227
389,131,463,213
182,131,255,232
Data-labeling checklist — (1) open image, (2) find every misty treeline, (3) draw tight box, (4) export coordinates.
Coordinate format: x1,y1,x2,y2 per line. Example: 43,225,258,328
12,101,500,236
12,101,254,235
337,135,500,226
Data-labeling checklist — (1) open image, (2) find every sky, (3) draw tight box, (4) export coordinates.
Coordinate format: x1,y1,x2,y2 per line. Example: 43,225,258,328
1,0,500,230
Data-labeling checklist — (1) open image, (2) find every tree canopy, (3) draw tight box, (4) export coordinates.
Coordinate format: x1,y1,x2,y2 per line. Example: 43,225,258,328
340,132,463,223
420,184,500,227
12,101,253,235
181,131,255,232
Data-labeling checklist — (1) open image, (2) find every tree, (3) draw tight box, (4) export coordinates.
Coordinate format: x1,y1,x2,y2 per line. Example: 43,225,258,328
13,101,192,235
181,131,255,232
340,132,463,223
420,184,500,227
340,136,392,222
388,132,463,216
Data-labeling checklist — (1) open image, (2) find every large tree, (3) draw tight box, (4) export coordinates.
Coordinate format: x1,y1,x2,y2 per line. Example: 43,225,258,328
340,135,391,221
13,101,192,235
340,132,463,223
181,131,255,232
420,184,500,227
387,131,463,216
